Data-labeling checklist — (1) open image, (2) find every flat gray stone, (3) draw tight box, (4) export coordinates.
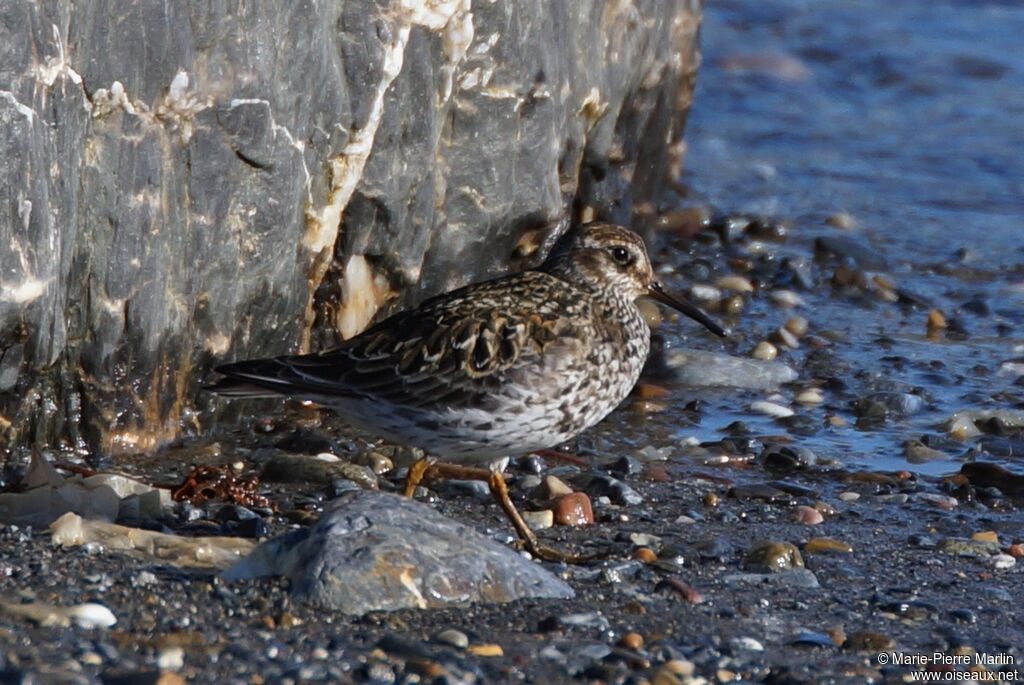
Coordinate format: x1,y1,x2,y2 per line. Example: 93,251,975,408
666,349,799,390
722,569,821,589
222,490,574,614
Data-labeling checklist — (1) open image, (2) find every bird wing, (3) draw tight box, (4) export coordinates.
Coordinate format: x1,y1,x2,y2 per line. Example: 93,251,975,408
209,271,595,409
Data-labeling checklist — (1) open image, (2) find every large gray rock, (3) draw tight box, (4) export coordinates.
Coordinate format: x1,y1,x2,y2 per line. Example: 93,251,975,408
0,1,702,456
222,490,574,614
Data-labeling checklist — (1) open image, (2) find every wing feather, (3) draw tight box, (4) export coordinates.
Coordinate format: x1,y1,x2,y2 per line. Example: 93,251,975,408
208,271,596,410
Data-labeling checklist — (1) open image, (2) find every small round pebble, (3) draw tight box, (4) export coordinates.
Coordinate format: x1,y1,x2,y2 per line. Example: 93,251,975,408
632,547,657,563
791,505,824,525
619,632,644,650
553,493,593,526
784,315,809,337
795,388,823,405
751,341,778,360
434,628,469,649
715,275,754,293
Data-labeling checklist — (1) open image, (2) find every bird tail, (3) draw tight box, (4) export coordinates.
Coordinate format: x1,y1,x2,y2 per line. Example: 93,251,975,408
203,358,306,399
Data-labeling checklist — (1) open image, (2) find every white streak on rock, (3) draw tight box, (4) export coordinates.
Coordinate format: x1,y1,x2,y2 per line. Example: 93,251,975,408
0,90,37,121
34,24,83,87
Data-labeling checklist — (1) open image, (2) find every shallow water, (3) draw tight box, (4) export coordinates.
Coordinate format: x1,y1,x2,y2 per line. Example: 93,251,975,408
660,0,1024,475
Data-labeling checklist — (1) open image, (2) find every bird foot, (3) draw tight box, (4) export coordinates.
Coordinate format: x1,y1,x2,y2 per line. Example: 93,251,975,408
403,457,597,564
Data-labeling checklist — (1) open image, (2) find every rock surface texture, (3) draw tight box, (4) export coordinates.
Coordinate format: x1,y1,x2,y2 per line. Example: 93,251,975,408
222,490,574,614
0,1,702,455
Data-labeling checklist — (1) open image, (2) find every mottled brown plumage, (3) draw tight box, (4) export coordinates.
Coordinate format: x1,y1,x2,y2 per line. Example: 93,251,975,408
207,222,725,462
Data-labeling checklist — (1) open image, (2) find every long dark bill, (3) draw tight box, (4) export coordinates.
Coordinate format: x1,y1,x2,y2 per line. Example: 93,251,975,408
648,281,728,337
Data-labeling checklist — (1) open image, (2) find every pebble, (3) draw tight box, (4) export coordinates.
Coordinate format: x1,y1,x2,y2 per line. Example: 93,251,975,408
466,644,503,657
691,284,722,301
628,532,663,548
795,388,823,405
772,326,800,349
917,493,958,509
434,628,469,649
750,400,794,418
724,569,820,588
804,537,852,554
730,636,765,652
784,316,809,337
619,632,644,650
541,475,573,499
655,577,704,604
771,290,805,308
903,439,948,463
518,474,543,490
751,341,778,361
722,294,745,316
825,211,856,229
927,308,947,332
715,275,754,293
971,530,998,544
584,474,644,505
729,483,791,503
838,491,860,502
743,541,805,572
637,298,663,328
844,630,895,652
634,382,670,399
666,349,798,390
632,547,657,563
790,631,837,648
762,445,818,470
992,554,1016,570
521,509,554,530
790,505,824,525
654,206,711,237
553,493,594,526
66,603,118,629
156,646,185,671
937,537,1000,557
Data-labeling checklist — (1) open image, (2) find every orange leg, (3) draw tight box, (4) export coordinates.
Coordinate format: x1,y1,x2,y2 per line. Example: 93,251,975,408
403,458,595,563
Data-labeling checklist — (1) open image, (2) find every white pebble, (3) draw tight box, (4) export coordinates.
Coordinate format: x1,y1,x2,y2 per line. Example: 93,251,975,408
992,554,1016,570
838,491,860,502
715,275,754,293
917,493,958,509
774,326,800,349
771,290,805,308
795,388,824,405
522,509,554,530
947,415,982,440
690,284,722,301
998,361,1024,377
313,452,341,462
750,400,794,418
731,636,765,652
157,646,185,671
66,603,117,629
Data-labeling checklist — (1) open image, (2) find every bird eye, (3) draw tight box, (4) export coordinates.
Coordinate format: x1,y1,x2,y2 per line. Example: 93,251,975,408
610,246,632,266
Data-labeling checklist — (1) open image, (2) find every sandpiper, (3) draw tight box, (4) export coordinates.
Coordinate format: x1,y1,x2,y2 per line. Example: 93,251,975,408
207,222,726,560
